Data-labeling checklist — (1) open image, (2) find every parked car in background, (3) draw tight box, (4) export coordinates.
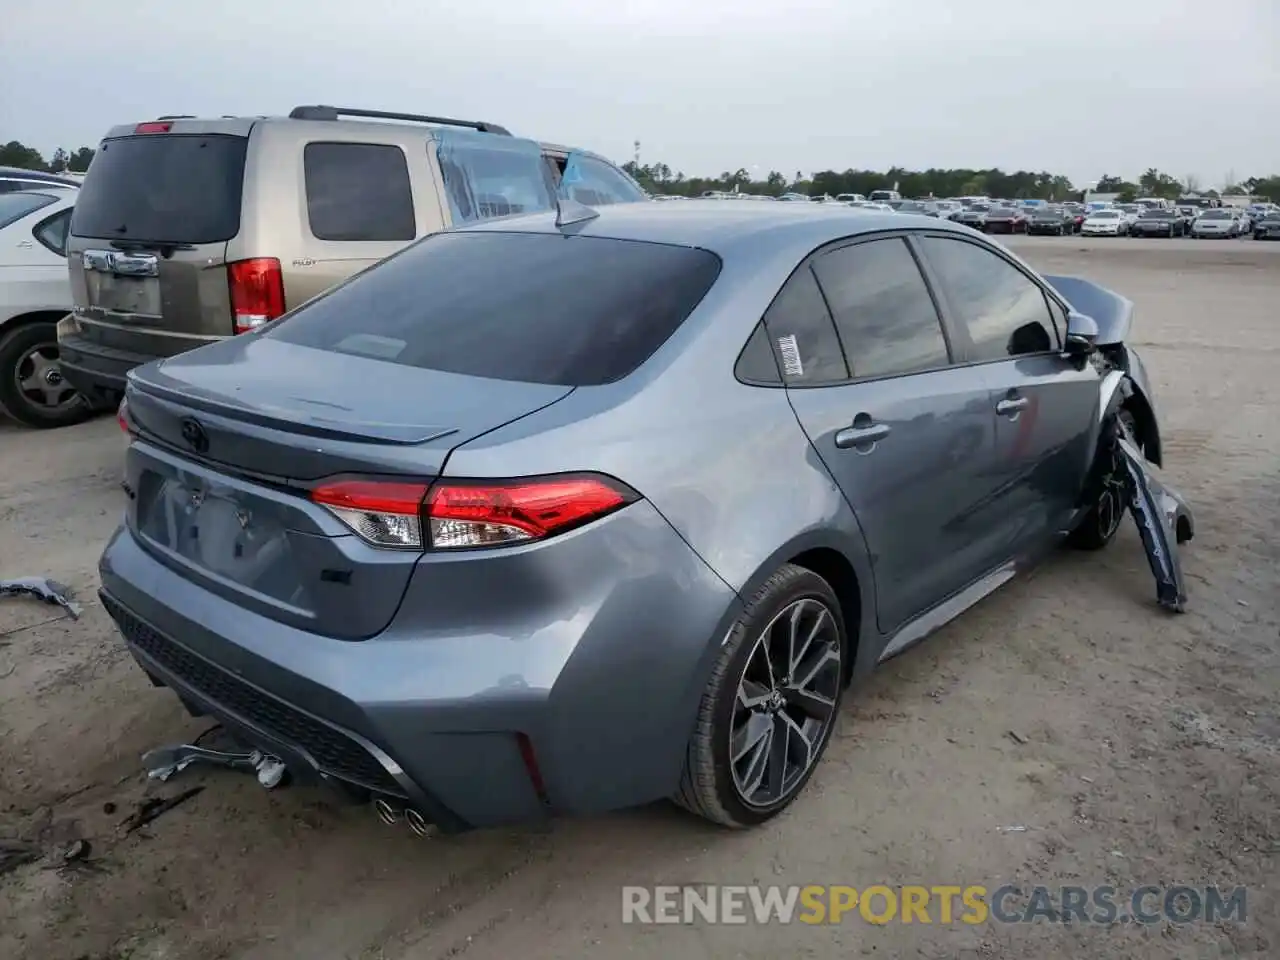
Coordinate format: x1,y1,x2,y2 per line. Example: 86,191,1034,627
932,200,963,220
1026,206,1074,235
834,193,865,203
1081,210,1128,236
983,206,1027,234
1114,204,1142,230
1129,208,1185,237
1253,211,1280,239
102,202,1179,833
57,105,647,413
887,199,937,217
0,188,89,427
777,193,811,202
1061,204,1087,233
1189,208,1241,238
868,189,902,202
954,204,990,230
0,166,83,194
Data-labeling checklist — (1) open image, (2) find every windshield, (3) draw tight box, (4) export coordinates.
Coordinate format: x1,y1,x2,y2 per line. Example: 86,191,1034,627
1201,210,1230,220
0,190,59,229
1092,211,1119,219
70,134,247,244
268,232,722,387
1117,205,1139,213
988,207,1016,216
1142,210,1173,218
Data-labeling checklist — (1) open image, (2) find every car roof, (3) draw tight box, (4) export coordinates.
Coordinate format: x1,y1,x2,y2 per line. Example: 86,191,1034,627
0,166,81,186
458,200,973,258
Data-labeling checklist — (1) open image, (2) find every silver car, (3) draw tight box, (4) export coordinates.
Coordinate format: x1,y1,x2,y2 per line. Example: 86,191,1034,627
102,203,1179,832
1190,209,1241,238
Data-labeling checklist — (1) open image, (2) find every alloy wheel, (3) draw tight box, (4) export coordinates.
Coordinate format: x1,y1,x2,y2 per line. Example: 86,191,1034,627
730,598,842,808
14,342,79,413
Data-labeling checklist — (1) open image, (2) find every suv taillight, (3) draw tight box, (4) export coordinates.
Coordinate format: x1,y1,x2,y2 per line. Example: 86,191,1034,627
310,474,638,550
228,258,285,334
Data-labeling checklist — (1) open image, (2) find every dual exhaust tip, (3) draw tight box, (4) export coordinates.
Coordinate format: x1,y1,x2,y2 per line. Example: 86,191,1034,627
373,797,433,837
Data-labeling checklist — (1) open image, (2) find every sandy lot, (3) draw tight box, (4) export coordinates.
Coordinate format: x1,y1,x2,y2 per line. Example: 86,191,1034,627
1,237,1277,960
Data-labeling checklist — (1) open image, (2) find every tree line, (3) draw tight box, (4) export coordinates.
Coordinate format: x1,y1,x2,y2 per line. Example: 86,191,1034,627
622,161,1280,204
4,137,1276,203
1,141,96,174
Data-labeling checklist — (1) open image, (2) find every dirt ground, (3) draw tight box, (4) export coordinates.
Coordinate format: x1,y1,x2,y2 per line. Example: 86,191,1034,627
1,236,1277,960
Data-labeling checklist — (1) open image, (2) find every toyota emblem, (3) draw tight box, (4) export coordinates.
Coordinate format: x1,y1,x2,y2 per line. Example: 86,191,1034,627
180,418,209,454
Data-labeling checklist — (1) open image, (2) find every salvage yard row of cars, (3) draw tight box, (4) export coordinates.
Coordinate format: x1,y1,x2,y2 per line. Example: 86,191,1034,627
2,103,1198,836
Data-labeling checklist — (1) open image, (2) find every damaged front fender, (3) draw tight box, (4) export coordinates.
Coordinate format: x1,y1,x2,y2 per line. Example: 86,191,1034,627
1117,423,1194,612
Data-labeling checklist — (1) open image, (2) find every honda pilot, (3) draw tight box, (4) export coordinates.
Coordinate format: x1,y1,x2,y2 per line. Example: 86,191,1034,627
57,105,646,407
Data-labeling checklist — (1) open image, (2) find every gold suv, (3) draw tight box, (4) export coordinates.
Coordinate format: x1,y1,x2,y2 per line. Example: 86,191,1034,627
58,104,646,406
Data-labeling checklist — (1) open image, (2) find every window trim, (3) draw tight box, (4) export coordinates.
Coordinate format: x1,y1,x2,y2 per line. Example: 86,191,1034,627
734,228,959,390
31,207,72,256
908,231,1067,367
302,140,417,243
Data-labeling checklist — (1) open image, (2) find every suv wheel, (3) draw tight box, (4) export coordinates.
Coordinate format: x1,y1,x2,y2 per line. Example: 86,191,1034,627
674,564,846,827
0,322,93,429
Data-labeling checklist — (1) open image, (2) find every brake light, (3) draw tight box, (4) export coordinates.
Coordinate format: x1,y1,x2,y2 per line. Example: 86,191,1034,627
135,121,173,134
117,396,130,432
310,474,638,550
228,258,285,334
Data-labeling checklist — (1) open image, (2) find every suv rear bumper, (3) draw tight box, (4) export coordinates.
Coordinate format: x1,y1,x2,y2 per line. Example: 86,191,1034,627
56,332,153,403
98,504,742,831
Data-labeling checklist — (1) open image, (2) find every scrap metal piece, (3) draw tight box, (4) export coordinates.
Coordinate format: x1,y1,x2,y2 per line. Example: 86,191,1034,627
0,577,82,619
1116,425,1193,613
142,742,287,789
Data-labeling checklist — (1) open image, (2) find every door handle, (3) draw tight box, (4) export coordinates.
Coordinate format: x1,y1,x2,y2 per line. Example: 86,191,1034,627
995,397,1029,417
835,421,891,449
16,240,33,248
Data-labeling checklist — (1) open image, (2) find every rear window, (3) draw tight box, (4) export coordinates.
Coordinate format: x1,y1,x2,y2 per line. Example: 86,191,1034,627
70,134,246,244
0,191,57,229
267,231,722,386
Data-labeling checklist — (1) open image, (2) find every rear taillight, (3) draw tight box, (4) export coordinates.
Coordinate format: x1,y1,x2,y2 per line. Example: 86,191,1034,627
310,474,638,550
135,121,173,134
228,258,285,334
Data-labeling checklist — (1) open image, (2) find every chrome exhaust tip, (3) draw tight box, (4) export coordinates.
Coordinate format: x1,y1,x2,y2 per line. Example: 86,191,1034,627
405,807,433,837
373,798,400,825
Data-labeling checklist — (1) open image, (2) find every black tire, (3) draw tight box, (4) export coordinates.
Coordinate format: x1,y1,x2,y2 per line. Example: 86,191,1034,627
0,321,93,429
1069,409,1139,551
673,564,847,827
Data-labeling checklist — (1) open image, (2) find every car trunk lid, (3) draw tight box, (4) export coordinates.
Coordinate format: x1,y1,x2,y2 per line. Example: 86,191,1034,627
67,129,250,358
123,337,574,638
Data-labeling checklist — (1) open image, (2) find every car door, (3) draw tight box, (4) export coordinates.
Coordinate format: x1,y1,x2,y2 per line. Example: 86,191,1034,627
916,234,1100,561
773,235,1000,634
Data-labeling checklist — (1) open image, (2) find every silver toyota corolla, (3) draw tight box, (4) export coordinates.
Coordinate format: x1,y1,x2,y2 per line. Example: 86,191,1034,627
102,202,1179,833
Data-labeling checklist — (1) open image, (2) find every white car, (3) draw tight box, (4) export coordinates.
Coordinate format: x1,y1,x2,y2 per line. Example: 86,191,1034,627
847,200,894,212
0,188,89,428
1080,210,1129,236
0,166,82,195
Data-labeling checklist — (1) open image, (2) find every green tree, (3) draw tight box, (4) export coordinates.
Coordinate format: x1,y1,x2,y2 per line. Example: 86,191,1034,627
48,147,70,173
0,140,47,170
68,147,95,173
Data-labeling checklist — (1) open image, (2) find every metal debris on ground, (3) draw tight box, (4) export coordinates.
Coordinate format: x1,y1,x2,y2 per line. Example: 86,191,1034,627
142,740,289,789
119,787,205,835
0,577,83,619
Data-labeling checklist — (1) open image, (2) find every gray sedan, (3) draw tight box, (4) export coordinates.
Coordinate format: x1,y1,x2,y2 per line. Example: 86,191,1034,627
102,203,1175,832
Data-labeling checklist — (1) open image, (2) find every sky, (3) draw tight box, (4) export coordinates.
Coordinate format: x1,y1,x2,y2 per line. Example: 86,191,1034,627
4,0,1277,188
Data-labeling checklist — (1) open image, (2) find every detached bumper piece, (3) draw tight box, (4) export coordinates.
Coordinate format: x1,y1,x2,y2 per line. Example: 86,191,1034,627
1117,426,1194,613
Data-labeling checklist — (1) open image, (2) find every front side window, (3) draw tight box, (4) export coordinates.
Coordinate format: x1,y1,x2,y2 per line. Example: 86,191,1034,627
919,237,1058,361
303,142,416,242
811,238,950,379
560,153,647,206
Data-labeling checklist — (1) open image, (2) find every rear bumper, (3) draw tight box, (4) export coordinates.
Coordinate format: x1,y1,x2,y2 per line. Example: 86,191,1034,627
98,501,742,831
56,332,153,402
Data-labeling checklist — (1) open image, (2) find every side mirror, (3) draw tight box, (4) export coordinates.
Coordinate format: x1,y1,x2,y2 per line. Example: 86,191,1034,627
1063,311,1099,357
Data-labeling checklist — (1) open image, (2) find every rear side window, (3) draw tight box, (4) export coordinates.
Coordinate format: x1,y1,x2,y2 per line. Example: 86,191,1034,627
760,268,849,385
267,232,721,386
0,191,57,229
70,134,247,244
812,238,950,379
303,142,416,242
33,208,73,256
560,154,647,206
436,132,556,224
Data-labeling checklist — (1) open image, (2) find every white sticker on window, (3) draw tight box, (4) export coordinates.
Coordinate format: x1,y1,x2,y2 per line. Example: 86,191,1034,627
777,334,803,378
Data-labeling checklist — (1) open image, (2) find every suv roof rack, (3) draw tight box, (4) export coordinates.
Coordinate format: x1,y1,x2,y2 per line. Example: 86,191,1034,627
287,105,511,136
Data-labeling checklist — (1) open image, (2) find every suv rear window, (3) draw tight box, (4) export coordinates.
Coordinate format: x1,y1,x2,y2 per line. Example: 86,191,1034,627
70,134,247,244
267,231,722,386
